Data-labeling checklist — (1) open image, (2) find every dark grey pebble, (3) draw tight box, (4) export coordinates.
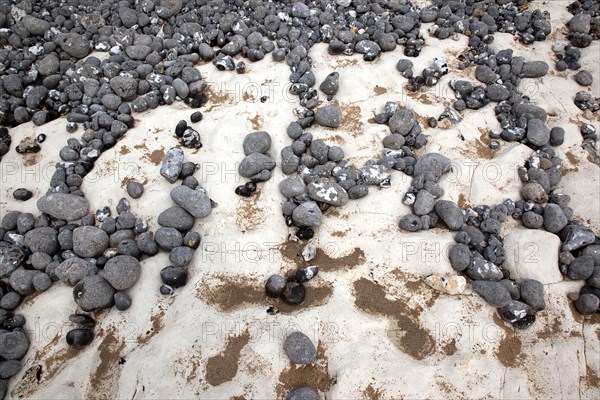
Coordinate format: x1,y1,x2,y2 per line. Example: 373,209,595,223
314,105,342,128
0,360,22,379
66,328,94,348
102,255,141,291
286,386,319,400
160,285,174,295
183,231,201,249
160,266,187,288
520,279,546,311
574,70,593,86
284,331,317,365
549,126,565,146
568,255,595,280
522,211,544,229
449,243,471,271
235,185,253,197
72,226,109,258
434,200,463,231
266,275,286,298
154,227,183,251
0,292,21,311
158,206,194,232
32,273,52,292
169,246,195,268
0,331,29,360
543,204,568,233
472,280,512,308
73,275,115,311
114,292,132,311
399,214,422,232
190,112,203,123
467,258,503,281
283,280,306,305
137,232,159,256
575,293,599,315
126,181,144,199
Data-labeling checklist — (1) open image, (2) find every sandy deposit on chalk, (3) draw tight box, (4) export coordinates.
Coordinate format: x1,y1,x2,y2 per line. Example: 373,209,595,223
1,2,599,399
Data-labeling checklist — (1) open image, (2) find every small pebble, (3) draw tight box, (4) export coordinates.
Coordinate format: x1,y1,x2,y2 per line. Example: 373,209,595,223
66,328,95,348
66,122,78,133
295,266,318,283
175,120,187,137
283,279,306,305
284,331,317,365
190,112,203,123
235,185,252,197
236,61,246,74
296,227,314,240
575,293,599,315
126,181,144,199
489,140,500,149
36,134,46,143
160,266,187,287
114,291,132,311
160,284,174,295
13,188,33,201
581,124,596,136
286,386,319,400
266,274,286,298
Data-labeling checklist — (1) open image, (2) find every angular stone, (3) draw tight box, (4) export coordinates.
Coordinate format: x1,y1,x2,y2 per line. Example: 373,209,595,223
503,229,562,284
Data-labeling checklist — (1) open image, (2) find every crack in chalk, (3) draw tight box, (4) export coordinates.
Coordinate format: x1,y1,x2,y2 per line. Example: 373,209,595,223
500,367,508,398
552,342,564,398
344,211,400,218
550,92,568,115
580,321,587,398
453,125,477,202
130,375,139,400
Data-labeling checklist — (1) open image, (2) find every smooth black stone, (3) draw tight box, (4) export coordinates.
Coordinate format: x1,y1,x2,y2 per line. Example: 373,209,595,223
160,284,174,295
66,328,94,348
265,274,286,298
175,120,187,137
160,266,187,287
235,185,252,197
13,188,33,201
283,280,306,305
296,227,314,240
190,112,203,123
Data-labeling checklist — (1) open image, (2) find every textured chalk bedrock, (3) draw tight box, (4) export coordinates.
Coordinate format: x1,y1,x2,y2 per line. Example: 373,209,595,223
502,229,562,284
468,143,532,205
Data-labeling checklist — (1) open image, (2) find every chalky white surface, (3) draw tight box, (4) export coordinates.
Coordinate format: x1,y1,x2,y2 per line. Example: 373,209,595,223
0,1,599,398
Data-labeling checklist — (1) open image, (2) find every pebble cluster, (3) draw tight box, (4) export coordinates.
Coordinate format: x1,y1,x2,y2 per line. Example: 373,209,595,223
266,263,319,308
0,0,598,397
515,152,600,316
158,144,213,295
